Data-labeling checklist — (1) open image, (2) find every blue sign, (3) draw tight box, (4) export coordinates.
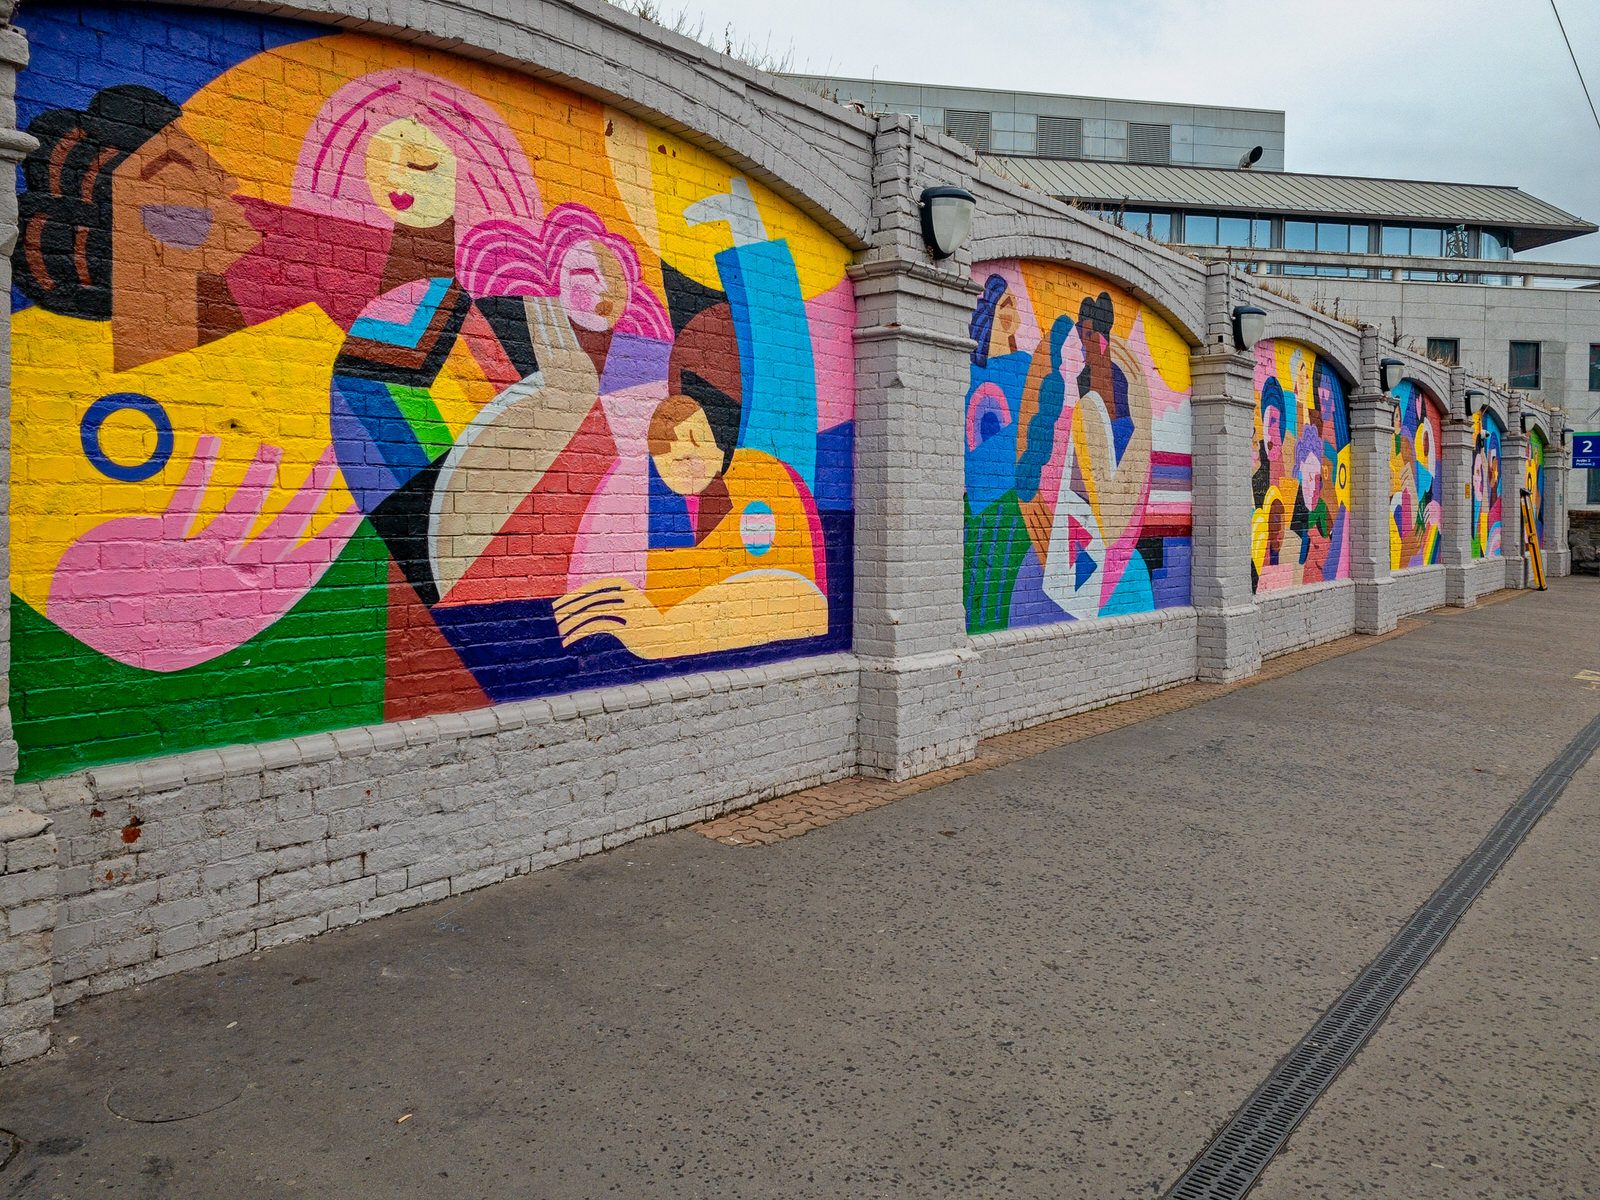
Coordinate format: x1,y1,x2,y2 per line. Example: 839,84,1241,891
1575,432,1600,470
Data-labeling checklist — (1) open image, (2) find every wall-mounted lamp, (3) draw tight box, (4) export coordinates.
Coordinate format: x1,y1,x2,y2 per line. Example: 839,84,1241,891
1231,305,1266,352
1520,414,1530,434
918,186,976,260
1561,428,1570,448
1464,388,1485,417
1379,358,1404,393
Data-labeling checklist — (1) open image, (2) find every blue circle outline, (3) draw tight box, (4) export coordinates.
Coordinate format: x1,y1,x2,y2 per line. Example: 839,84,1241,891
81,393,174,483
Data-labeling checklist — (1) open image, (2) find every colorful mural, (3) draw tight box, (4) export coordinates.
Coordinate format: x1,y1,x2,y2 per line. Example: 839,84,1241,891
1249,341,1352,592
1390,381,1443,570
962,262,1193,633
1526,427,1547,545
1471,408,1504,559
10,4,856,779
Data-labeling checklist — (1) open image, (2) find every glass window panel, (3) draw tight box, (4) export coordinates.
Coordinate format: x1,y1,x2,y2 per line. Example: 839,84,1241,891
1348,224,1369,253
1283,264,1315,276
1589,344,1600,391
1380,225,1410,255
1252,219,1272,248
1404,270,1440,282
1315,265,1350,278
1589,469,1600,505
1218,216,1252,247
1316,222,1349,252
1184,214,1218,244
1411,226,1444,256
1427,338,1460,367
1509,340,1541,390
1284,220,1316,251
1149,212,1173,242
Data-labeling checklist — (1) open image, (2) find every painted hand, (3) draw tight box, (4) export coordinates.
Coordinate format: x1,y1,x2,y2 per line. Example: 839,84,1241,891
47,436,362,672
553,578,670,659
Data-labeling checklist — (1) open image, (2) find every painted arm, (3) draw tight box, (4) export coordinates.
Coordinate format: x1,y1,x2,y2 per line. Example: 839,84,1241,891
552,570,827,660
430,295,601,600
46,437,361,672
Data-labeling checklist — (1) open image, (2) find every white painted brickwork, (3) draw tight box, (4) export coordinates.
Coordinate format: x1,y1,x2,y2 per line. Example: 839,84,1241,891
1257,581,1357,661
1390,566,1447,618
20,658,856,1005
971,610,1198,738
0,808,56,1065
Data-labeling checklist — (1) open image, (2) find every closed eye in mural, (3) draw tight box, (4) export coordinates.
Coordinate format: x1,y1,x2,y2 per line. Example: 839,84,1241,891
10,4,856,780
963,261,1194,633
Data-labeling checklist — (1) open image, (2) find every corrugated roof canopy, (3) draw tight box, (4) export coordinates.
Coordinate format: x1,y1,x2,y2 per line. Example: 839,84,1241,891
984,157,1596,251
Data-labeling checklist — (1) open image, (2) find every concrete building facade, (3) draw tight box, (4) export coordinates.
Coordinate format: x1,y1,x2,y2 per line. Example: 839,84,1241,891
0,0,1571,1066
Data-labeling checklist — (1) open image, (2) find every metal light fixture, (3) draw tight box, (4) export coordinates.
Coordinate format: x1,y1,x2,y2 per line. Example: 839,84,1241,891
1380,357,1404,392
1561,428,1570,447
1231,305,1266,352
1464,388,1484,417
918,186,976,260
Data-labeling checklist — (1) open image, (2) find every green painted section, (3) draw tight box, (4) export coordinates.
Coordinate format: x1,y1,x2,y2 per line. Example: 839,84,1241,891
390,384,455,458
12,522,390,782
964,493,1031,634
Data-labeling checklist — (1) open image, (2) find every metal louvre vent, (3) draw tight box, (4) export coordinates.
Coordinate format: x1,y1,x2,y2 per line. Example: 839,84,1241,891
1128,121,1172,164
943,108,992,153
1165,708,1600,1200
1036,115,1083,159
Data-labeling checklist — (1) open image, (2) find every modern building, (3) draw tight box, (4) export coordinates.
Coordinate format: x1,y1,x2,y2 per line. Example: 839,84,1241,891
792,75,1600,516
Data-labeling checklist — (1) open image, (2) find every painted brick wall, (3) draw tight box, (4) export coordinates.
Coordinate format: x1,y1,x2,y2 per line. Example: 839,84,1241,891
10,2,858,783
0,0,1543,1051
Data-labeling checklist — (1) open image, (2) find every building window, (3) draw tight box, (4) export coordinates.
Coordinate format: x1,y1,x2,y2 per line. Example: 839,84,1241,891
1037,115,1082,159
1590,344,1600,391
1427,338,1460,367
943,109,992,153
1128,122,1171,164
1184,213,1219,244
1590,470,1600,504
1509,341,1541,390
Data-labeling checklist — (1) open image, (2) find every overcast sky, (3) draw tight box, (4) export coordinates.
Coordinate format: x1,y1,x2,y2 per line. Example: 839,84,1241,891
672,0,1600,264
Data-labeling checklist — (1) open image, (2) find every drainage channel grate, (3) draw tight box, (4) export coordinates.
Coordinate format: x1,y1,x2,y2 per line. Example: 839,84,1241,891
1166,710,1600,1200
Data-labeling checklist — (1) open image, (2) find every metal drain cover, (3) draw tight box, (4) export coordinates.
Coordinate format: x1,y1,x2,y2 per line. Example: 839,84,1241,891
105,1067,245,1124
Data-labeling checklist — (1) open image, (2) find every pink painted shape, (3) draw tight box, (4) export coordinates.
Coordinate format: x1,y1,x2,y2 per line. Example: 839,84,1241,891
46,438,360,673
806,278,857,431
567,382,667,591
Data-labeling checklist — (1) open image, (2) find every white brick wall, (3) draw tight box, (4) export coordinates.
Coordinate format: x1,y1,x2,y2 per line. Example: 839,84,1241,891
20,657,856,1003
1391,565,1447,618
1257,581,1357,660
972,610,1198,737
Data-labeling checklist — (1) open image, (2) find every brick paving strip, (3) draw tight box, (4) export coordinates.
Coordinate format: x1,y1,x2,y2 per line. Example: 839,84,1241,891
695,615,1443,847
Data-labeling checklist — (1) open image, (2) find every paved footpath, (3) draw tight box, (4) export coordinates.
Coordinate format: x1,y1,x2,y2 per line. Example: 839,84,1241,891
3,579,1598,1199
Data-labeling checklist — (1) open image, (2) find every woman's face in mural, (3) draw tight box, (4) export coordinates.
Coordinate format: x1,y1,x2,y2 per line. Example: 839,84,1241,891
989,291,1020,358
559,239,629,332
1056,323,1088,396
652,403,721,497
365,117,457,228
112,121,257,276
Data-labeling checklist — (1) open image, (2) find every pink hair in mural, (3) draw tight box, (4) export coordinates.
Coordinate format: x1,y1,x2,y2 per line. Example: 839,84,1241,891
455,205,672,339
293,68,541,241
